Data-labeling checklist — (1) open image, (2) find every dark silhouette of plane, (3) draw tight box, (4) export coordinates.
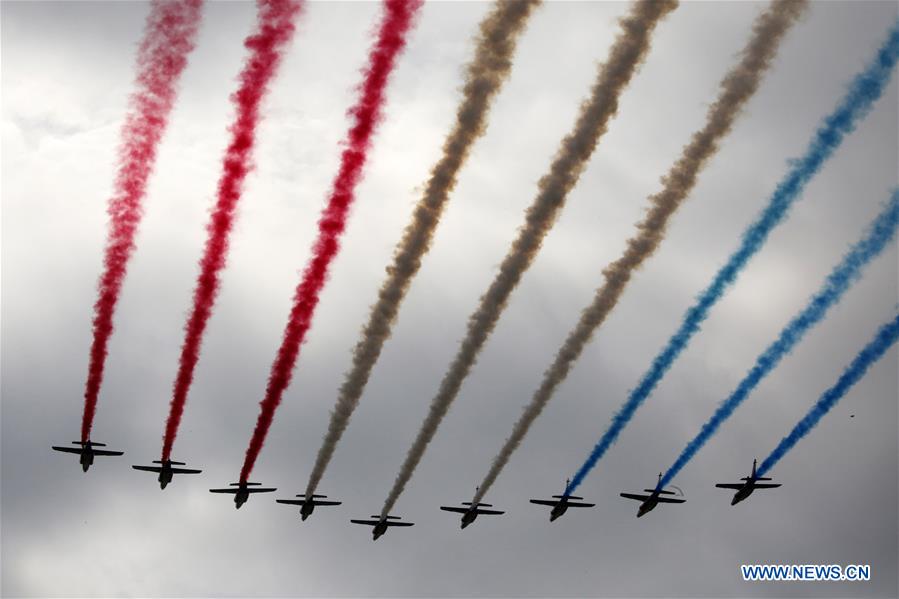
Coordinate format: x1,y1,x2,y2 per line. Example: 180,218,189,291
620,472,686,517
440,488,505,529
715,459,781,505
51,440,123,472
529,479,595,522
350,515,414,540
275,494,342,521
132,460,202,489
209,482,276,509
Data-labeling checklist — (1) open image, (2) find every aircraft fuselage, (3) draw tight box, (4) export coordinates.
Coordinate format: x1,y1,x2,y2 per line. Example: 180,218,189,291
372,522,388,540
732,483,754,505
550,502,568,521
81,449,93,472
158,468,173,490
301,503,314,521
637,496,659,517
461,510,477,529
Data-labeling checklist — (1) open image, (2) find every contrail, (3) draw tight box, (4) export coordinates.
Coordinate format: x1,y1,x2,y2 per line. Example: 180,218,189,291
757,310,899,477
237,0,422,483
304,0,542,497
472,0,807,504
381,0,679,518
661,190,899,487
161,0,301,461
80,0,204,443
567,21,899,494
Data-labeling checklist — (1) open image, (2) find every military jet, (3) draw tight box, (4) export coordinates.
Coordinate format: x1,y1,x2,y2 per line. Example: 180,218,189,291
209,481,276,509
715,459,781,506
440,488,505,529
275,493,342,521
620,472,685,517
350,515,414,540
132,460,202,489
529,479,595,522
51,440,123,472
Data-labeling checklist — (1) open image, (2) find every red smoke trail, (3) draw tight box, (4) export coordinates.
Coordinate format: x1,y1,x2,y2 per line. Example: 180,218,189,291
238,0,422,482
161,0,302,461
81,0,204,443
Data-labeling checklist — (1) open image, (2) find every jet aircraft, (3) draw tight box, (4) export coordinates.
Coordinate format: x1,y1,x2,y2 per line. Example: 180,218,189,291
132,460,202,489
209,481,276,509
350,515,414,540
51,440,123,472
275,494,342,521
620,472,686,517
529,479,595,521
440,488,505,529
715,459,781,505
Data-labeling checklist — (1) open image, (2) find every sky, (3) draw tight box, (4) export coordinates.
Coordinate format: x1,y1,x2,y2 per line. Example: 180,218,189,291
2,1,897,597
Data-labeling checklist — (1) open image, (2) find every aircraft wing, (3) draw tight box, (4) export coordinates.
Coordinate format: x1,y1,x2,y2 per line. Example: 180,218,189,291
245,487,276,494
715,483,743,490
565,501,595,508
440,506,469,514
529,499,559,507
276,499,306,506
132,465,164,473
753,483,781,489
384,521,414,527
620,493,651,502
311,500,341,506
169,467,202,474
52,446,84,454
474,508,505,515
209,488,240,494
655,496,686,504
92,449,124,456
350,519,380,526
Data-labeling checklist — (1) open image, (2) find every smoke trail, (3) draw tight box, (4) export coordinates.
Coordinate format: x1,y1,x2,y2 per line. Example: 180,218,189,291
237,0,422,483
304,0,542,497
381,0,679,517
567,21,899,494
80,0,204,443
757,312,899,477
661,191,899,486
472,0,807,504
161,0,301,461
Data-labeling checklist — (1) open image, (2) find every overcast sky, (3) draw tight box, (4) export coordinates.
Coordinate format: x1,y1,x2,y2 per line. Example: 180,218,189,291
2,1,897,597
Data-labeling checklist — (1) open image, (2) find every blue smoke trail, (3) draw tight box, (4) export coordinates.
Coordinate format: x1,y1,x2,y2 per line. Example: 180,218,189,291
566,23,899,495
661,190,899,487
756,313,899,477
